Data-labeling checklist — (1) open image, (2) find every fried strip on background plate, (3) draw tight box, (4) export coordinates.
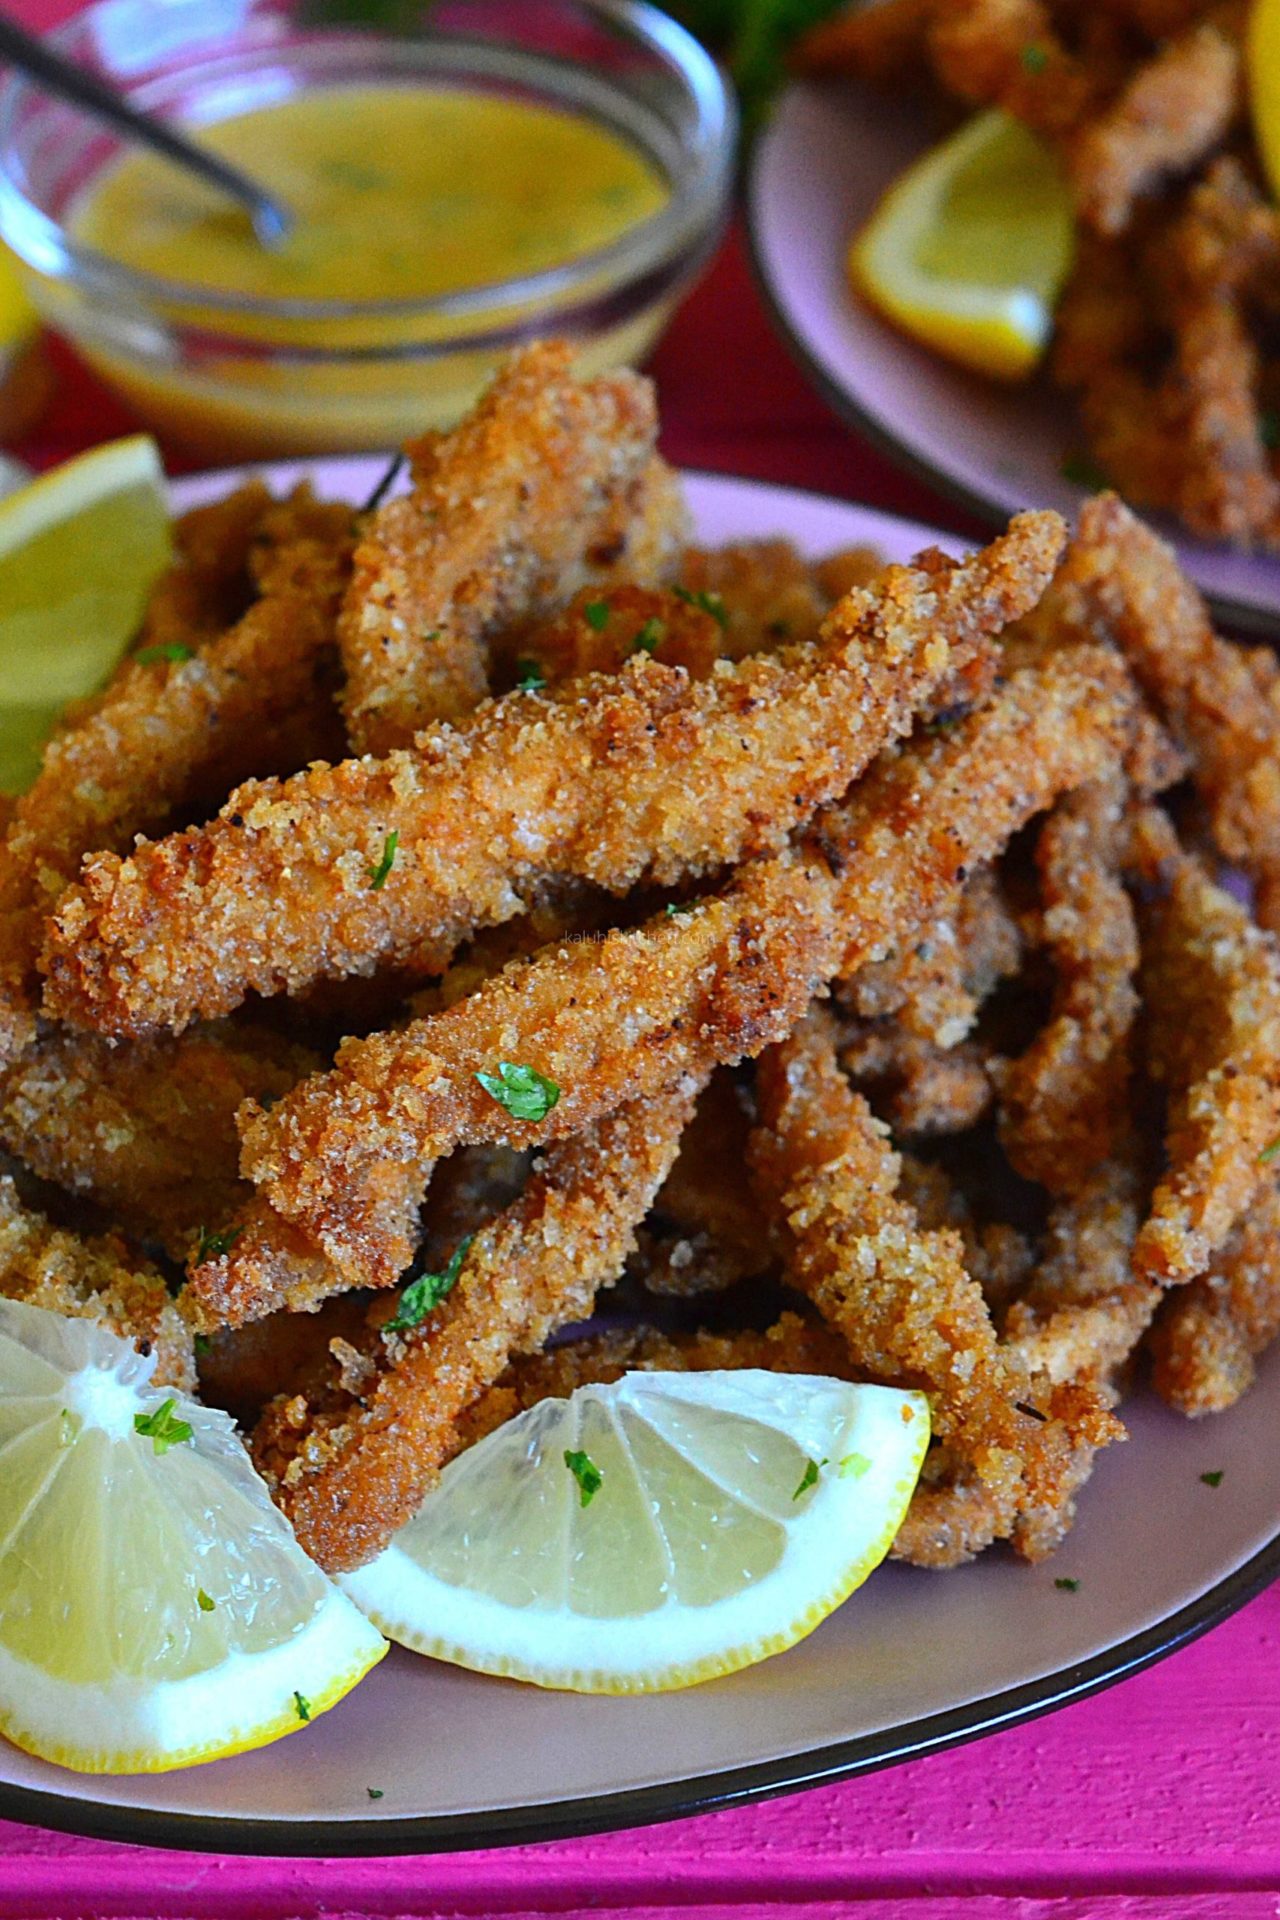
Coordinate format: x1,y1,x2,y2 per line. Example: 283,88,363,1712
338,343,682,751
0,1174,193,1389
1149,1172,1280,1413
1131,804,1280,1284
0,491,353,1063
252,1083,698,1572
206,642,1134,1309
41,513,1064,1040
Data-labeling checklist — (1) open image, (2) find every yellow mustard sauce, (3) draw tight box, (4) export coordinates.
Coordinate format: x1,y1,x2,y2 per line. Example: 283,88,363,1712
69,86,672,457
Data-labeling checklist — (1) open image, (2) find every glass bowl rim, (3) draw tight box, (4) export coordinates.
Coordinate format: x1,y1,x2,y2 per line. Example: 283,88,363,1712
0,0,736,326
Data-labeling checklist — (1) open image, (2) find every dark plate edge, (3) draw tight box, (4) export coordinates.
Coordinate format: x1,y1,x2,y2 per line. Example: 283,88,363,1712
741,105,1280,643
3,1525,1277,1856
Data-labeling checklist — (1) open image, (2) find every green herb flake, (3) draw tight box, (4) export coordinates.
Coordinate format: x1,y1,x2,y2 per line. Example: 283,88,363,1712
1020,42,1048,71
193,1332,211,1357
584,599,611,632
135,642,194,665
59,1408,77,1449
631,616,664,656
564,1448,603,1507
1054,1576,1081,1592
194,1225,243,1264
475,1060,561,1123
1200,1469,1225,1488
368,828,399,891
293,1691,312,1723
839,1451,871,1480
665,901,694,918
134,1398,194,1456
1060,451,1109,491
385,1235,474,1334
1259,1136,1280,1164
514,657,546,692
367,1787,384,1800
674,585,728,629
792,1456,827,1500
197,1588,216,1612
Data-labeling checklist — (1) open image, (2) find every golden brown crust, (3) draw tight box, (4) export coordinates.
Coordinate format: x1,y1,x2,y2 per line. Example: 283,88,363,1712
1148,1173,1280,1412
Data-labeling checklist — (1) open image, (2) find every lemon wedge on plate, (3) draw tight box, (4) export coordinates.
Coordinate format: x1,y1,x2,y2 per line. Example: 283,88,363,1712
0,1300,386,1773
851,109,1075,381
1248,0,1280,203
0,434,172,794
342,1370,929,1694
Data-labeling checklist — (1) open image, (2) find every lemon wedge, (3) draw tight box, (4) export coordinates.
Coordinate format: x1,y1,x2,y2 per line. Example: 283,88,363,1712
1249,0,1280,203
0,249,35,359
851,109,1075,382
342,1370,929,1694
0,434,172,795
0,1300,386,1773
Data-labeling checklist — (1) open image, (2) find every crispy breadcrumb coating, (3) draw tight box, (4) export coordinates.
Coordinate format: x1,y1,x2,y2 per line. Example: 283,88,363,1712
0,1175,193,1389
40,513,1064,1041
1149,1172,1280,1412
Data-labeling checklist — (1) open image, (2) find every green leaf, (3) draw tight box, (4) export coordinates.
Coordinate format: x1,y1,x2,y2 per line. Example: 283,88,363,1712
475,1060,561,1123
584,599,610,632
673,585,728,629
792,1456,826,1500
193,1225,242,1264
294,1690,312,1723
134,1398,194,1456
385,1235,474,1334
564,1448,603,1507
514,657,546,692
135,642,194,665
369,828,399,891
631,616,664,656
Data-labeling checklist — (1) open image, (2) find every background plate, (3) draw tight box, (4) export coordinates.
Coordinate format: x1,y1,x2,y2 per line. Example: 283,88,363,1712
747,81,1280,636
1,464,1276,1855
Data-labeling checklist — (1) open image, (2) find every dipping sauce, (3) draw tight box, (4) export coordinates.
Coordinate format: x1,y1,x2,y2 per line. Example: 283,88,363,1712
63,84,675,458
76,86,669,307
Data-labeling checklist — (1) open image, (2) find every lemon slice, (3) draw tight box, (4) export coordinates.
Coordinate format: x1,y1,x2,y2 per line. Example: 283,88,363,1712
851,109,1075,382
0,1300,386,1774
0,249,35,358
0,434,172,795
1249,0,1280,204
342,1370,929,1694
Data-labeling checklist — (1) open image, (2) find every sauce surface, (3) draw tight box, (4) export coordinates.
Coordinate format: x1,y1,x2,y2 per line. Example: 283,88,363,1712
75,85,668,304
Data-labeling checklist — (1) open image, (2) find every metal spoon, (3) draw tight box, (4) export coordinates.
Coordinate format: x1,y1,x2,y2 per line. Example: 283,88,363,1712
0,13,293,246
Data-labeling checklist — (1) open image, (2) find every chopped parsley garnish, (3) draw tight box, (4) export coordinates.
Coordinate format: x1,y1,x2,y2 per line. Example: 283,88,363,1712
839,1451,871,1480
1020,42,1048,71
367,1787,384,1800
1259,1137,1280,1164
792,1456,826,1500
135,642,194,665
564,1448,603,1507
1200,1469,1224,1488
1060,451,1108,491
665,901,694,918
1054,1576,1081,1592
134,1398,194,1456
584,599,610,632
631,616,664,656
475,1060,561,1122
293,1691,312,1723
193,1225,242,1264
59,1408,77,1449
514,657,546,692
385,1235,474,1333
193,1332,211,1357
674,586,728,629
197,1588,216,1612
368,828,399,891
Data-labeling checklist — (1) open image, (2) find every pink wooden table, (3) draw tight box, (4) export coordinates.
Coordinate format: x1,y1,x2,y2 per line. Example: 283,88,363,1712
4,4,1280,1908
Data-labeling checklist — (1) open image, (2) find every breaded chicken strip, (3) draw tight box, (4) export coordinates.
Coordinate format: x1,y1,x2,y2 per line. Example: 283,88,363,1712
839,863,1022,1046
749,1012,1122,1563
41,513,1064,1040
996,777,1139,1194
0,490,352,1062
338,344,682,750
0,1175,193,1389
252,1085,697,1571
137,481,269,656
1149,1171,1280,1413
1130,805,1280,1284
0,1022,318,1262
206,642,1135,1310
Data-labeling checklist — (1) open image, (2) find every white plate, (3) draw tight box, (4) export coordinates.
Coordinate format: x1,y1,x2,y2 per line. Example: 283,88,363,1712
2,463,1277,1856
747,81,1280,637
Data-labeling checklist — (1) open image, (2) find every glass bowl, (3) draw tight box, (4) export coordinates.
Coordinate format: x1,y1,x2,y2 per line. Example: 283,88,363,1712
0,0,734,460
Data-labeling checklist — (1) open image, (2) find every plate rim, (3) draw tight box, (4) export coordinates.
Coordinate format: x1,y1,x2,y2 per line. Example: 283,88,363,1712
743,85,1280,642
2,463,1276,1857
